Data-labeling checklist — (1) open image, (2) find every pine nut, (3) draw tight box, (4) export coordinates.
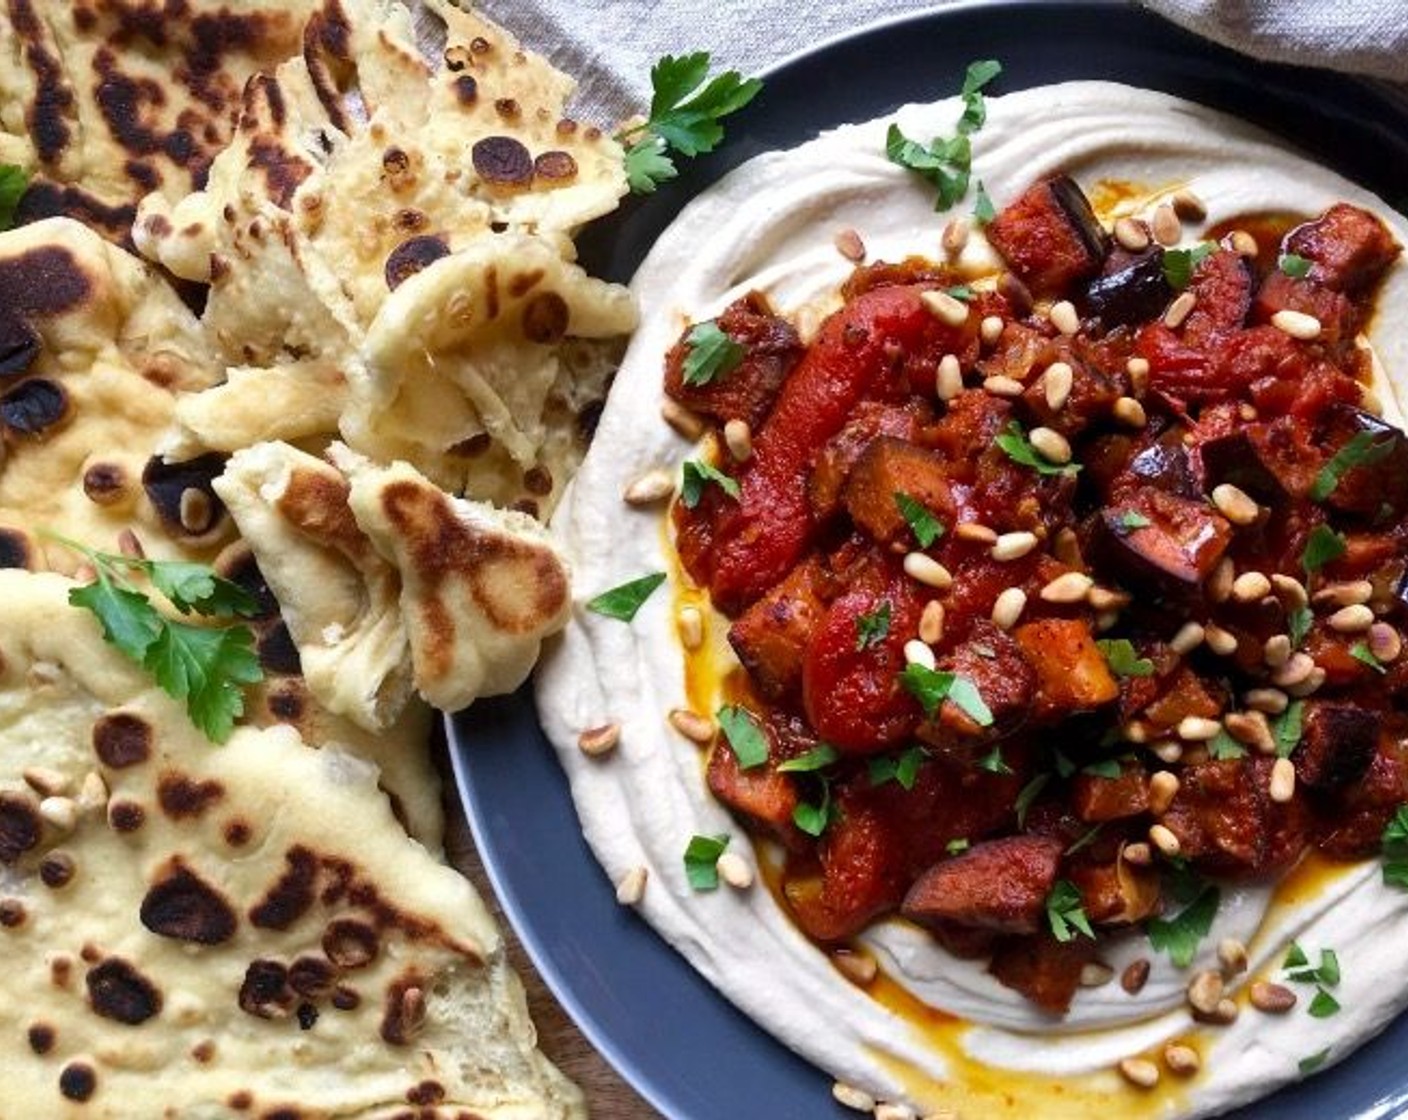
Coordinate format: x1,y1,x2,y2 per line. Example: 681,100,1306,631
1126,356,1151,393
1114,217,1150,251
1164,291,1197,329
1218,938,1249,975
661,398,706,440
980,315,1005,346
1113,396,1147,427
1040,571,1093,603
1270,652,1315,688
1270,573,1309,609
1053,527,1083,568
615,866,648,905
1165,1043,1201,1077
1271,309,1322,340
1328,604,1375,633
921,289,969,327
1225,711,1275,754
831,1082,877,1112
834,228,866,262
936,353,964,401
1204,623,1238,656
1043,361,1074,410
1178,716,1220,741
1123,842,1153,866
919,601,945,645
1122,721,1150,744
623,468,676,505
1152,203,1182,246
1149,823,1181,856
1088,587,1130,611
1208,998,1239,1025
668,708,716,743
1212,483,1260,526
1151,740,1184,764
1028,426,1072,465
1187,970,1224,1015
77,772,109,813
716,851,754,889
1286,666,1326,697
1170,621,1205,655
1207,558,1235,603
875,1103,918,1120
1314,580,1373,607
1250,981,1297,1014
832,950,878,985
983,375,1025,398
1263,634,1292,668
23,767,69,797
955,522,998,544
1171,189,1208,222
942,218,970,255
1118,1057,1160,1089
1269,757,1297,803
1232,571,1272,602
1122,958,1151,994
904,639,937,670
1244,687,1289,714
1369,622,1403,662
1148,771,1180,815
992,531,1038,561
723,419,753,461
1227,229,1258,256
904,553,953,589
39,797,78,832
678,606,704,650
578,723,622,757
992,587,1027,630
1049,300,1080,336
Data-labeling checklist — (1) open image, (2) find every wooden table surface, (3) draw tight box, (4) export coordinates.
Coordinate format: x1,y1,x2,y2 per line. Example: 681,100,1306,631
442,757,658,1118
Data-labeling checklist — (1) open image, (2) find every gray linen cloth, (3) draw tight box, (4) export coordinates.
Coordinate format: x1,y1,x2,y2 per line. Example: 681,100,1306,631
474,0,1408,122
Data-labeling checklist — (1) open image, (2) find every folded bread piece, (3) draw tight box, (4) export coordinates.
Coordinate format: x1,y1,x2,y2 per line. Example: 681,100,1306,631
0,569,583,1119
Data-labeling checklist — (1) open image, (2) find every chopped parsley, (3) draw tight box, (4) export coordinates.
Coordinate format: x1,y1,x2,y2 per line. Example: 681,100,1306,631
1147,885,1219,968
1298,1048,1331,1075
885,59,1001,211
1279,252,1313,279
946,837,971,855
996,420,1081,477
1287,604,1313,648
1116,510,1152,532
793,780,836,837
945,284,976,302
777,743,840,773
1381,805,1408,888
680,459,740,508
1272,700,1305,758
716,705,768,769
1283,943,1342,1019
1045,880,1094,942
893,492,944,547
1207,728,1247,761
868,745,927,790
1350,641,1388,674
972,180,996,225
1161,242,1216,289
1310,430,1397,502
1081,758,1124,779
683,833,730,890
1096,638,1155,678
854,600,893,651
1014,773,1050,827
0,164,29,231
976,745,1012,774
899,663,994,726
1065,824,1104,857
1301,524,1347,574
681,321,744,386
585,572,667,621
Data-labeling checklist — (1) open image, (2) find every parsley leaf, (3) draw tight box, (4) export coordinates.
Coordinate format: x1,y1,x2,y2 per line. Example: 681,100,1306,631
619,53,763,193
1287,604,1313,648
1279,253,1313,279
1350,641,1388,674
793,780,836,837
1310,431,1397,502
1014,772,1049,827
1299,1048,1331,1075
1045,880,1094,942
894,492,944,547
56,537,263,744
1096,638,1155,678
0,164,30,231
868,745,927,790
1207,728,1247,761
683,833,730,890
778,743,840,774
680,460,740,508
1301,524,1347,574
948,675,994,726
898,663,993,726
681,321,745,386
586,572,667,621
1147,885,1220,968
946,284,976,302
1081,758,1124,778
976,745,1012,774
1272,700,1305,758
1381,805,1408,888
996,420,1081,476
1117,511,1152,532
946,837,970,854
1161,242,1216,289
716,705,768,769
958,59,1003,135
854,600,893,651
1065,824,1104,857
1308,988,1341,1018
972,180,996,225
884,59,1000,211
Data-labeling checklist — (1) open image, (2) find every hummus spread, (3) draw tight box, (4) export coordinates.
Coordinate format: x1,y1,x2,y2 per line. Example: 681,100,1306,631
536,82,1408,1117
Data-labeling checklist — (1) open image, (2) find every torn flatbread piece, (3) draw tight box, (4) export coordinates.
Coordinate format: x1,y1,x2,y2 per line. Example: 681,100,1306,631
0,569,583,1118
337,447,572,713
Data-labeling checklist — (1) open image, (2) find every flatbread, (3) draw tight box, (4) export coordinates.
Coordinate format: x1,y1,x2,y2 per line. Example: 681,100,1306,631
0,568,583,1119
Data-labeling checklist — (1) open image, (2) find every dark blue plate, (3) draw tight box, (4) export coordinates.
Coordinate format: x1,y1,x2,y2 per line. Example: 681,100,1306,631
450,4,1408,1117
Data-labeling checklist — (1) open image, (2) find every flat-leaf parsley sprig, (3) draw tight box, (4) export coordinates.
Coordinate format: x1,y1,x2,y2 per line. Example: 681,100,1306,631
49,534,264,743
618,52,763,194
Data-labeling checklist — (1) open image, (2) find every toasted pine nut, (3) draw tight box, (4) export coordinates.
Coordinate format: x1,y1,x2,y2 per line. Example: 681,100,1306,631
1164,1043,1202,1077
1118,1057,1160,1089
1152,203,1182,246
1207,558,1235,603
1212,483,1260,526
1114,217,1149,251
955,522,998,544
668,708,715,743
992,531,1038,561
1270,573,1309,608
1208,998,1240,1025
1269,756,1297,803
1029,426,1073,464
1224,710,1275,754
1171,189,1208,222
1271,308,1322,340
1218,938,1249,975
1087,587,1130,611
1149,823,1181,856
1122,721,1150,744
1250,981,1297,1014
980,315,1005,346
875,1103,917,1120
921,289,969,327
1113,396,1147,427
615,866,648,905
1270,651,1315,688
903,639,937,671
1187,970,1224,1015
983,375,1025,398
1286,666,1327,697
1244,687,1289,714
1040,571,1093,603
1126,356,1151,393
1232,571,1272,603
1204,623,1238,656
578,723,622,757
678,606,704,651
661,397,706,439
942,218,970,255
1369,622,1403,662
1314,580,1373,607
831,1082,877,1112
832,950,878,985
1164,291,1197,329
1049,300,1080,336
1328,604,1375,633
1263,634,1292,668
1122,841,1153,866
716,851,754,889
1150,740,1184,764
1122,958,1152,994
623,468,675,505
1170,621,1205,655
1229,229,1259,257
936,353,964,401
1178,716,1220,741
723,419,753,461
992,587,1027,631
1148,771,1180,815
833,228,866,262
904,553,953,590
1043,361,1074,410
1080,962,1115,987
919,601,945,645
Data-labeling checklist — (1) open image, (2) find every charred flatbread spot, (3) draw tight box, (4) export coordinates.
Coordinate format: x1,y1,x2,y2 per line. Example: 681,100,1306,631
125,159,160,191
27,1023,55,1054
470,35,492,53
86,958,162,1024
228,1089,252,1109
0,792,42,863
157,772,225,819
1,378,70,435
265,681,306,723
453,74,478,104
449,432,491,458
507,269,543,297
224,818,253,847
0,899,28,928
238,959,293,1019
533,150,578,182
141,860,238,944
322,917,379,969
494,97,520,120
331,985,360,1010
250,846,319,930
289,955,336,997
59,1061,97,1102
107,798,146,833
392,208,427,232
257,620,302,676
9,0,74,164
13,181,136,244
296,1001,319,1030
523,466,553,496
40,851,76,889
50,954,72,986
248,137,313,209
384,235,450,291
83,461,133,506
521,291,569,344
0,313,40,377
142,453,228,539
380,975,427,1045
0,528,35,570
407,1081,445,1106
92,712,153,768
471,136,532,186
191,1039,215,1063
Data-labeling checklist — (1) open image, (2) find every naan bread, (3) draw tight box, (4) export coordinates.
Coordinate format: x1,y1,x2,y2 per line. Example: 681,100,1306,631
0,218,227,572
0,0,320,243
0,569,583,1119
